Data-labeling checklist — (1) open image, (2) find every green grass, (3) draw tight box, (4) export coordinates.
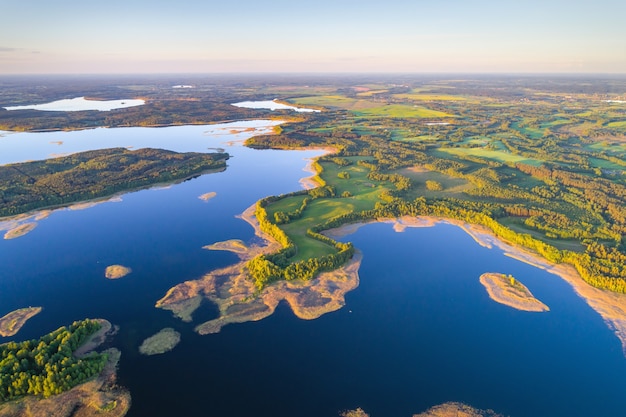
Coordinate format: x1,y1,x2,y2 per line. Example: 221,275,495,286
438,147,544,166
499,217,585,252
288,95,378,110
393,93,468,102
353,104,455,119
588,157,625,170
263,156,391,262
400,167,473,199
608,121,626,128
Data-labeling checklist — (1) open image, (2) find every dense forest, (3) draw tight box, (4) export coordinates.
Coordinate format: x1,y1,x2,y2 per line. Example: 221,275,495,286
0,319,107,402
0,148,228,217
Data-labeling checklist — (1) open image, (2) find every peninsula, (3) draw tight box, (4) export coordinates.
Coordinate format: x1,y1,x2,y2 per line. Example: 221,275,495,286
479,273,549,312
0,319,129,417
0,147,229,218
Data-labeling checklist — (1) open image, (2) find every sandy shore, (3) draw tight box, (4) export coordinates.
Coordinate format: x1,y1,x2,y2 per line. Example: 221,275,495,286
156,203,361,334
324,215,626,354
298,147,337,190
479,273,549,312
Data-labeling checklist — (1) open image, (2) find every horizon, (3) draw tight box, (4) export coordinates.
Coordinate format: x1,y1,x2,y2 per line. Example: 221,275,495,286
2,0,625,75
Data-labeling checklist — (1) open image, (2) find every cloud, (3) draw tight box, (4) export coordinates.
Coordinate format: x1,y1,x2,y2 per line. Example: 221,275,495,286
0,47,18,52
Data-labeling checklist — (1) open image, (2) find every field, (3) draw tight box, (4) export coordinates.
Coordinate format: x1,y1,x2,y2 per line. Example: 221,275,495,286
353,104,455,119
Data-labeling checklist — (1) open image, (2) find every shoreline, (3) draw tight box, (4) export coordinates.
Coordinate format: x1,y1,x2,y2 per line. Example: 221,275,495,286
0,166,227,234
298,146,337,189
324,215,626,354
156,202,361,334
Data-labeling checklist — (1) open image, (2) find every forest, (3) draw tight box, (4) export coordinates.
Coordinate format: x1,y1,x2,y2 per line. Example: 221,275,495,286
0,319,107,402
0,147,228,217
1,75,626,294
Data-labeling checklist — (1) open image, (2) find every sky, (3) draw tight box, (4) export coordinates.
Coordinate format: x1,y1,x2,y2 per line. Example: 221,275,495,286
1,0,625,74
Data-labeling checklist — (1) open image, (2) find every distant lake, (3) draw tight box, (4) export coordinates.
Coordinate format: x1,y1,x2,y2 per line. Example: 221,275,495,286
2,96,145,112
232,99,320,112
1,123,626,417
0,120,282,165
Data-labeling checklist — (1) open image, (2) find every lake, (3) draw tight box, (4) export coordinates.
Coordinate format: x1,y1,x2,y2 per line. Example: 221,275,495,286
2,97,145,112
1,123,626,417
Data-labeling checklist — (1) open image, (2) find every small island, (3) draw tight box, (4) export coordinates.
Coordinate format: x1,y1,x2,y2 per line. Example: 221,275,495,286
3,223,37,240
198,191,217,202
138,328,181,355
479,273,549,312
105,265,132,280
0,307,42,337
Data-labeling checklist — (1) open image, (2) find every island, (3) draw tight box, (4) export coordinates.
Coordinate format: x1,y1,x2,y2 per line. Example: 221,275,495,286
479,273,549,312
0,307,42,337
413,402,503,417
138,328,181,355
342,402,503,417
105,265,132,280
0,319,130,417
198,191,217,202
0,147,229,217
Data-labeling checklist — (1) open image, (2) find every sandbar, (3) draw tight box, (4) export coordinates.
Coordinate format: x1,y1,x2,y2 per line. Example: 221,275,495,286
139,328,181,355
479,273,549,312
0,306,42,337
156,204,361,334
203,239,249,257
3,222,37,240
105,265,132,280
198,191,217,202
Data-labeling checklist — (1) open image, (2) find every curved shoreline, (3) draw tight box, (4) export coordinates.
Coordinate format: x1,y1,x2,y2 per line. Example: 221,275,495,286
324,216,626,354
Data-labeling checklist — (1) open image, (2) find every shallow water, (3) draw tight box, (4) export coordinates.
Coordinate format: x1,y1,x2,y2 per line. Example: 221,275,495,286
1,125,626,417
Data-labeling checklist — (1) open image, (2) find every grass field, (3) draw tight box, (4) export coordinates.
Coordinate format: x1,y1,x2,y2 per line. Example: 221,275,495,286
438,147,544,166
353,104,455,119
400,167,474,199
264,156,390,262
499,217,585,252
393,93,468,102
288,95,378,110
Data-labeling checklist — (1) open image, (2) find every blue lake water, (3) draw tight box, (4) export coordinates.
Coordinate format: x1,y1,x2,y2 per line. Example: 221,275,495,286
1,124,626,417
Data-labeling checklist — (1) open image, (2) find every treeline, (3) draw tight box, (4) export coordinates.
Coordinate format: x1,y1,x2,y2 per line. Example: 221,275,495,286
0,100,266,132
0,319,107,402
322,195,626,293
246,187,353,290
0,148,229,217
